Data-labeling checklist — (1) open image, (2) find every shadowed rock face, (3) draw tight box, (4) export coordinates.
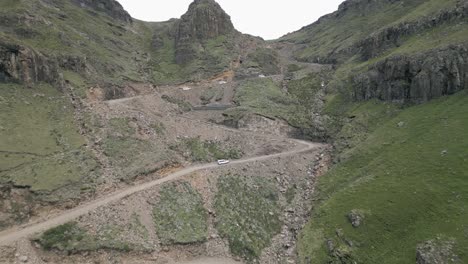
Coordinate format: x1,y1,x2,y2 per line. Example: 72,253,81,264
175,0,235,64
0,42,60,85
71,0,132,23
352,45,468,102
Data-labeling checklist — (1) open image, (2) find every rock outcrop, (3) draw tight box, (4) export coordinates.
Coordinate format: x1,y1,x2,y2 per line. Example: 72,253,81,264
175,0,235,64
0,42,60,85
352,45,468,102
287,0,467,65
71,0,132,23
357,1,468,60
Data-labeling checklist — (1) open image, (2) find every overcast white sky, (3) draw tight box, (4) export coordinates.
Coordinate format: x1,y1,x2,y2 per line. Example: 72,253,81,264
116,0,345,40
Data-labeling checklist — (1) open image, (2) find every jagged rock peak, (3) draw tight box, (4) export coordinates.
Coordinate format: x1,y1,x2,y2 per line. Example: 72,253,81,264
177,0,235,41
71,0,132,23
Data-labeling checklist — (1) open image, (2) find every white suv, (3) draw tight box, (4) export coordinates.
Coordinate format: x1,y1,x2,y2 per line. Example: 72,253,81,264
217,159,230,165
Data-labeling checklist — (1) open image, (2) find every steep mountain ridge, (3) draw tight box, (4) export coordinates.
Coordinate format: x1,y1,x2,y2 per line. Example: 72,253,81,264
69,0,133,23
0,0,268,88
150,0,275,84
175,0,235,64
281,0,467,102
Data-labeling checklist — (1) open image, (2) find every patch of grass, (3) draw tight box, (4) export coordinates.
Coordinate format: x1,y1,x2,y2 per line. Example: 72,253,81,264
171,137,242,162
0,83,98,195
298,91,468,263
393,0,459,23
0,0,23,10
150,122,166,135
130,213,149,240
96,224,134,252
0,83,84,156
285,184,297,204
287,64,303,73
108,117,135,136
6,150,97,194
153,182,208,245
288,73,322,106
221,106,250,126
103,137,146,166
325,98,402,160
245,48,281,75
162,95,192,112
38,222,98,252
228,78,310,128
38,222,134,253
63,71,88,99
215,174,282,262
102,134,171,181
200,87,218,104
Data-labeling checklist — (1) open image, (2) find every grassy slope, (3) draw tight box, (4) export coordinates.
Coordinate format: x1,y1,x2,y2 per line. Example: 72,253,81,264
298,91,468,263
0,0,153,84
150,31,239,85
281,0,461,62
38,221,135,253
0,83,97,196
215,174,282,261
0,0,157,196
282,1,468,261
224,78,311,128
153,182,208,245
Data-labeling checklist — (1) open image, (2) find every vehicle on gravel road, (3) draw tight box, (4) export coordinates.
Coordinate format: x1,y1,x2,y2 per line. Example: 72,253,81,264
217,159,230,165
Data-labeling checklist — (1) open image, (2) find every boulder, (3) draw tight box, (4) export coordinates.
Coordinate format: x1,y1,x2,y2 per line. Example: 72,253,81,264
347,210,364,228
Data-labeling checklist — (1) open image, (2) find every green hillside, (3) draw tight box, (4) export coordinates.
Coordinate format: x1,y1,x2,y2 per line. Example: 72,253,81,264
281,0,462,63
279,0,468,262
298,91,468,263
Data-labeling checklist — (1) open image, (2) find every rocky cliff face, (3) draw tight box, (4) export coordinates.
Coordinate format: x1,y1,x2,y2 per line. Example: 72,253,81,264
357,1,468,60
349,1,468,102
175,0,235,64
283,0,468,102
307,1,467,64
0,42,60,85
352,45,468,102
71,0,132,23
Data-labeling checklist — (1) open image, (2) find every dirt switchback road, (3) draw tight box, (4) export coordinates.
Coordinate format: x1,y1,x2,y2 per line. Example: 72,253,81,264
0,140,320,246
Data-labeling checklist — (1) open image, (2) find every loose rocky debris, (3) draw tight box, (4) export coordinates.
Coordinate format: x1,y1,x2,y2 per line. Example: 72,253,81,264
3,140,326,264
260,146,332,263
416,239,459,264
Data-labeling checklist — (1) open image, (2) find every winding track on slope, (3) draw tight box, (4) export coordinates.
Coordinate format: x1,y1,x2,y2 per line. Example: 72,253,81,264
0,136,319,246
